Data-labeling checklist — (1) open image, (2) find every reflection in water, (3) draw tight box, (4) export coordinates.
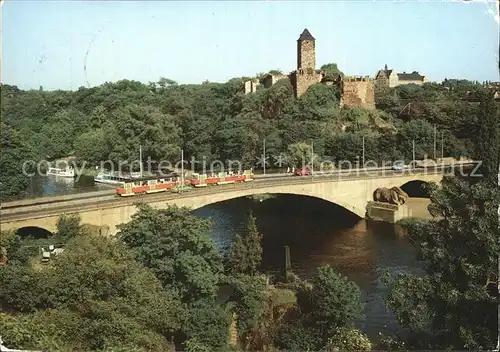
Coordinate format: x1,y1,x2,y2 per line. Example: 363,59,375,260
21,174,111,199
192,194,423,341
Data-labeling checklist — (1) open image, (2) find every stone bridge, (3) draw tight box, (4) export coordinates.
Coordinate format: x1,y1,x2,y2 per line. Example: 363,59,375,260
0,170,445,236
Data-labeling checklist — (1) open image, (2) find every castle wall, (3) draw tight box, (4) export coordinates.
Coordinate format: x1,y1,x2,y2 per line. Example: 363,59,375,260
262,74,290,89
244,80,260,94
295,70,322,97
297,40,315,70
341,77,375,110
388,73,399,88
244,81,252,94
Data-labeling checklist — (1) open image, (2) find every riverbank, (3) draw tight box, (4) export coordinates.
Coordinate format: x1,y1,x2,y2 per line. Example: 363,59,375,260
405,197,432,220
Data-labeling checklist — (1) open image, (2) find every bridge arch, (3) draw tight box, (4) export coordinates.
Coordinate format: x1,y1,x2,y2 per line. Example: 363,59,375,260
15,226,53,239
191,192,365,219
400,180,433,198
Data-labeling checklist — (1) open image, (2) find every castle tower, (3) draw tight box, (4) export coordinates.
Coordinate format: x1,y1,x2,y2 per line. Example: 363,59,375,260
297,28,316,71
294,28,320,97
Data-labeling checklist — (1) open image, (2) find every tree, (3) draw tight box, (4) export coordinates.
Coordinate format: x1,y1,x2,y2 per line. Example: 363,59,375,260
227,212,262,276
475,91,499,184
325,327,372,351
305,266,364,338
375,86,400,113
117,204,223,302
103,104,181,166
268,69,283,75
224,274,269,350
385,176,499,349
73,130,107,165
227,235,248,275
287,142,316,168
244,213,263,276
275,266,365,351
398,119,435,161
298,84,339,121
0,122,32,201
182,299,232,351
0,233,184,351
260,78,294,119
319,63,344,81
55,213,82,242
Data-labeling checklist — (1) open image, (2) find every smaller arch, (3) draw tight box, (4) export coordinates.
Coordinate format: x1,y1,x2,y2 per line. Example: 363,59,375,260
15,226,54,239
400,180,432,198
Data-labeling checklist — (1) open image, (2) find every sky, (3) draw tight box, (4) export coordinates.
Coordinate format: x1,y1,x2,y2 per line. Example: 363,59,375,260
2,0,499,91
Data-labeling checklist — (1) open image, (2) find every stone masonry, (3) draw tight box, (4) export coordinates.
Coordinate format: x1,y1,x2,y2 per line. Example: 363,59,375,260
297,35,316,71
244,79,260,94
294,29,321,98
262,74,290,89
340,76,375,110
295,69,322,98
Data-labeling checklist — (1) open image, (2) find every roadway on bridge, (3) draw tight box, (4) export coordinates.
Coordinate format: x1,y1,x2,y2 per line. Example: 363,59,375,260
0,165,460,223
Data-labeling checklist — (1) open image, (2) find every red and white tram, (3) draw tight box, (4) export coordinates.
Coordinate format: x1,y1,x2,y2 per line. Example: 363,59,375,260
116,170,254,197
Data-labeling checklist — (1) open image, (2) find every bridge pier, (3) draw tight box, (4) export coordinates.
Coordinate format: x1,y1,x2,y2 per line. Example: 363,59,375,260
365,201,412,224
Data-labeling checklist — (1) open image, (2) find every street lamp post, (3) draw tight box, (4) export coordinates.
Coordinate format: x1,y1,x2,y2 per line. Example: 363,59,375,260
311,140,314,175
434,125,437,160
412,140,416,168
263,139,266,175
181,149,184,186
362,136,365,169
441,131,444,160
139,145,143,177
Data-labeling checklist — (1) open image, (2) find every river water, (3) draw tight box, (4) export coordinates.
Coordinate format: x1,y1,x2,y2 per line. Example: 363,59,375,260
192,194,425,342
20,174,111,200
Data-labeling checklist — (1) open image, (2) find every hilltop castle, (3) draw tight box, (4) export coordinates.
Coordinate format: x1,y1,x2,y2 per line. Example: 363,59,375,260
245,28,375,110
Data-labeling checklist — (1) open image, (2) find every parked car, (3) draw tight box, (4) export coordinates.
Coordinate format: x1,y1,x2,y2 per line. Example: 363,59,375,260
392,161,405,171
295,168,311,176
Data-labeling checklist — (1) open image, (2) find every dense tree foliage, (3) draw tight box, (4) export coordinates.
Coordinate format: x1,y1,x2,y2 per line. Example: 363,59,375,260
381,88,499,350
116,204,236,350
0,122,31,200
274,265,370,351
117,204,223,302
227,212,263,276
475,91,500,183
385,177,499,349
1,75,492,200
0,230,183,351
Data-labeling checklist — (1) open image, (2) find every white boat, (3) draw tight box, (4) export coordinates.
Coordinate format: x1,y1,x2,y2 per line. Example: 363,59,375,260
46,167,75,178
95,145,145,185
94,172,132,186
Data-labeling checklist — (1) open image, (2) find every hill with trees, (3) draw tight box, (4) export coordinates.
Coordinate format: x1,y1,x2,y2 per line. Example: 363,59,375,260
0,72,494,200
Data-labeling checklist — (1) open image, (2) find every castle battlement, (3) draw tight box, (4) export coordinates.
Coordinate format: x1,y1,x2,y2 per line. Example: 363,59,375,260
343,75,373,82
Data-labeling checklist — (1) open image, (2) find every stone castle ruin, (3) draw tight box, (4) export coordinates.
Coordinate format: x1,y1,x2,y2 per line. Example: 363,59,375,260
338,75,375,110
245,28,375,110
